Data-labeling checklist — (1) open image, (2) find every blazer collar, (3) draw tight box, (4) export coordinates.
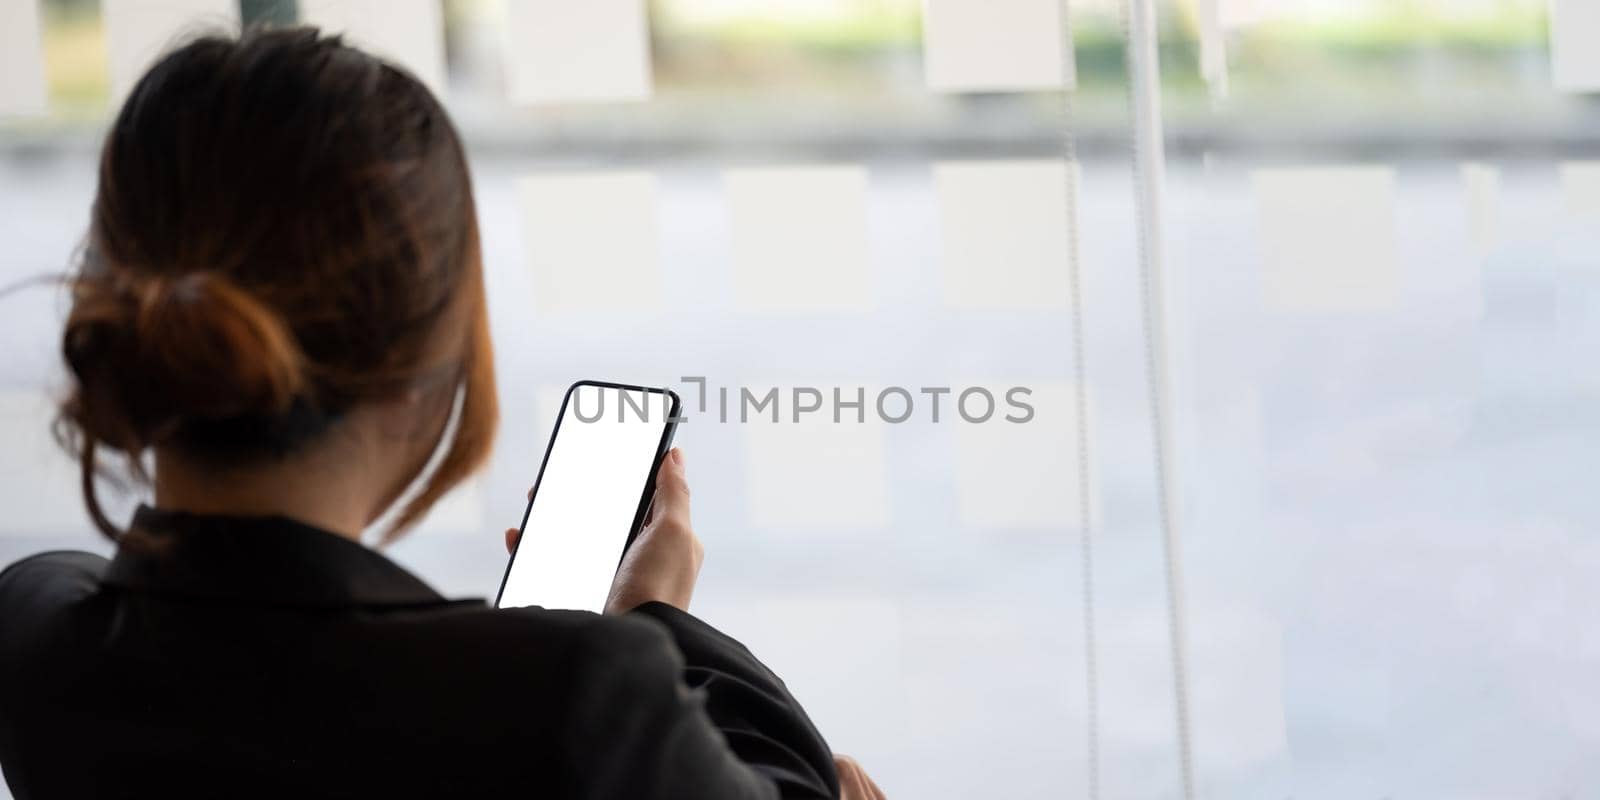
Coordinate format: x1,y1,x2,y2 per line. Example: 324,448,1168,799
104,505,483,610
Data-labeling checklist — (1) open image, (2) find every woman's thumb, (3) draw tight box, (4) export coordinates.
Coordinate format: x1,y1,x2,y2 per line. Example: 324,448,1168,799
653,449,691,520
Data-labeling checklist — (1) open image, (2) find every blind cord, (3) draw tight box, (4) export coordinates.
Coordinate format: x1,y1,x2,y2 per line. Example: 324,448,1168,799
1056,2,1100,798
1119,0,1198,797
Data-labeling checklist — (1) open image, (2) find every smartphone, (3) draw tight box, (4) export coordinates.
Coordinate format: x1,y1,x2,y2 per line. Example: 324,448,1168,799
495,381,681,613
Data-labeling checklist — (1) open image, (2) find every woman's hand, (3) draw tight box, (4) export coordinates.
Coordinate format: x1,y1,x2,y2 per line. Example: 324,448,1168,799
604,448,703,613
503,448,704,614
835,754,887,799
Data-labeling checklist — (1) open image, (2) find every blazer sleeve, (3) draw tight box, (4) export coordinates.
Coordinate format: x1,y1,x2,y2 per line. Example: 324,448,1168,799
565,604,838,800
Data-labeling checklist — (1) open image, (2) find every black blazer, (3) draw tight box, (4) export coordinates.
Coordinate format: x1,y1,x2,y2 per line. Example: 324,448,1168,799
0,507,839,799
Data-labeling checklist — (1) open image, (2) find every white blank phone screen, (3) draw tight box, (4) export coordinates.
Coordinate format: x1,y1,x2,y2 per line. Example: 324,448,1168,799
498,384,671,612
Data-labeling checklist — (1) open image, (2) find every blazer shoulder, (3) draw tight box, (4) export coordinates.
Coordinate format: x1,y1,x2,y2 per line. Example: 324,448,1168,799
407,603,671,645
572,608,681,666
0,551,110,681
511,609,683,702
496,606,675,667
0,550,108,609
374,604,673,676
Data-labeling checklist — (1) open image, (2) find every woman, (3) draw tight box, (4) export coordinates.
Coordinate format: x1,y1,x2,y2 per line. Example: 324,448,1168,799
0,29,884,799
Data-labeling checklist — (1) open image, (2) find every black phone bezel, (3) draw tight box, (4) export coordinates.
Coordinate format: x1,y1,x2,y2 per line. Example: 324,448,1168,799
493,380,681,609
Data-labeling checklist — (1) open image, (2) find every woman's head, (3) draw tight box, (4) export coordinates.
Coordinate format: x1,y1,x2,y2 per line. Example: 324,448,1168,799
59,28,496,542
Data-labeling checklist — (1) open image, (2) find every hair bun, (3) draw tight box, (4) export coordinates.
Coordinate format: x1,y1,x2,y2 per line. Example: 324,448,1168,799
63,270,307,450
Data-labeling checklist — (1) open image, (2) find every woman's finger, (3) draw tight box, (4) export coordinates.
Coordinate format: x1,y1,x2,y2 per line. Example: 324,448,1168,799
834,755,886,800
503,485,534,554
864,769,887,800
650,449,691,526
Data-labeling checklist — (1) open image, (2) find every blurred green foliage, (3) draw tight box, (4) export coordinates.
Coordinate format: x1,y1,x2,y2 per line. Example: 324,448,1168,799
240,0,297,27
25,0,1560,117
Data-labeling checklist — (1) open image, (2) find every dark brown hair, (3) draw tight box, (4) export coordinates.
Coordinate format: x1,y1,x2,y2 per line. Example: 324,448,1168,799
58,28,497,543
